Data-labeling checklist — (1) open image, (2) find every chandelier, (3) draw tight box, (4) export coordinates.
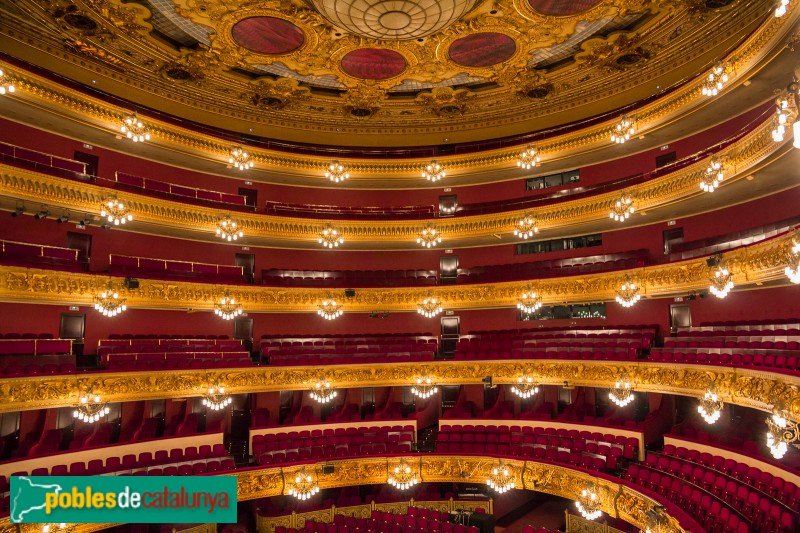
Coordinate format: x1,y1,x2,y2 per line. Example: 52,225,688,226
701,63,729,96
699,157,724,192
228,147,254,171
417,226,442,248
417,293,443,318
318,225,344,248
516,289,542,314
772,98,789,142
73,390,110,423
697,387,723,425
784,237,800,284
709,259,734,299
421,160,446,182
310,381,337,403
609,194,635,222
516,145,540,170
608,377,635,407
513,214,539,239
575,483,602,520
765,405,800,459
610,116,635,144
776,0,789,16
216,216,243,241
388,459,419,490
120,113,151,142
94,281,127,317
510,375,539,399
411,375,438,399
41,525,74,533
100,198,132,225
615,275,641,308
325,160,349,183
0,68,15,95
214,291,243,320
287,468,320,500
485,462,515,494
317,297,343,320
202,384,232,411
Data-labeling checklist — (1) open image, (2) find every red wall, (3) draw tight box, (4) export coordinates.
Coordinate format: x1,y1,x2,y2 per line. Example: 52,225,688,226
0,103,770,209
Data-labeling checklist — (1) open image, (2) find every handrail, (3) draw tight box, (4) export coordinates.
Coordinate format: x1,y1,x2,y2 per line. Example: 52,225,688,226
0,239,79,260
108,253,244,275
0,338,73,355
114,171,248,206
0,140,86,173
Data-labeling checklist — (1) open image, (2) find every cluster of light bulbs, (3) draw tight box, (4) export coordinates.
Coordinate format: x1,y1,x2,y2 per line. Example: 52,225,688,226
767,410,790,459
709,264,734,299
288,470,319,500
0,68,15,95
410,376,438,399
388,461,419,490
516,290,542,314
94,286,127,317
319,226,344,248
510,376,539,399
317,299,344,320
216,217,244,242
608,380,635,407
73,394,110,423
698,389,723,424
121,114,150,143
325,160,349,183
785,240,800,284
214,292,243,320
417,295,443,318
610,116,635,144
417,226,442,248
201,385,233,410
229,148,254,171
513,215,539,239
310,381,337,403
575,485,602,520
700,158,724,193
701,63,729,96
516,146,540,169
486,465,514,494
775,0,789,17
609,194,635,222
421,160,446,182
100,199,132,225
614,276,641,308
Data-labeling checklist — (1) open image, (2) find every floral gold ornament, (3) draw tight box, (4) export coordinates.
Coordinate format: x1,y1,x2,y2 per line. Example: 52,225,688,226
317,297,343,320
310,380,337,404
513,214,539,239
411,375,438,399
387,458,419,490
701,63,730,96
709,258,734,299
609,194,635,222
120,113,150,143
214,290,243,320
325,160,349,183
287,467,319,500
765,404,800,459
94,281,127,317
228,147,254,171
40,525,73,533
575,482,602,520
100,198,132,225
643,506,670,533
417,225,442,248
73,389,110,423
516,289,542,314
697,385,723,425
417,293,443,318
516,145,540,170
421,160,446,182
510,375,539,399
610,116,635,144
216,216,243,242
318,225,344,248
486,462,514,494
608,376,635,407
699,157,724,193
0,68,15,95
615,275,641,308
202,383,232,411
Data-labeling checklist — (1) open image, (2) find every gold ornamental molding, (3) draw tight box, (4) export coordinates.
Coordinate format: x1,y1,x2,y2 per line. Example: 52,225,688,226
0,457,686,533
0,224,792,311
0,0,795,170
1,359,799,423
0,104,789,248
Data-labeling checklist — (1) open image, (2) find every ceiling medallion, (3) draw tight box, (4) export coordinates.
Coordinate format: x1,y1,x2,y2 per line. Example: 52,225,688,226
231,17,306,55
417,225,442,248
244,78,311,110
516,145,540,169
414,87,476,117
325,160,350,183
421,160,446,182
310,0,481,41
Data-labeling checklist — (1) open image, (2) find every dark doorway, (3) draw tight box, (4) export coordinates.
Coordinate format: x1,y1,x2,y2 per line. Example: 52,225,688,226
59,313,85,356
663,227,684,255
670,304,692,332
235,253,255,283
73,151,99,177
66,232,92,269
440,316,460,357
233,317,254,352
655,151,677,168
439,255,458,284
238,188,258,209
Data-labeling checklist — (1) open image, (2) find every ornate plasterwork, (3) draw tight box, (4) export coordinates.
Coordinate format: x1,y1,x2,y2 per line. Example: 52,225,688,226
0,0,793,146
0,458,686,533
0,102,782,245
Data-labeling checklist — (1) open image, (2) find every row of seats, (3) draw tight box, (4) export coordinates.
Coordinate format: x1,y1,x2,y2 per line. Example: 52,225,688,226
0,338,72,355
115,171,249,211
98,338,243,357
1,362,76,376
268,351,435,366
265,200,436,219
109,253,246,284
664,338,800,348
261,268,438,288
648,350,800,374
107,334,232,339
257,442,413,465
660,444,800,510
454,348,639,362
104,357,253,371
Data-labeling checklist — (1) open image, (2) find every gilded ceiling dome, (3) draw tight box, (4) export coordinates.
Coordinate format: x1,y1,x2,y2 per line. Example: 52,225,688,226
310,0,482,40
